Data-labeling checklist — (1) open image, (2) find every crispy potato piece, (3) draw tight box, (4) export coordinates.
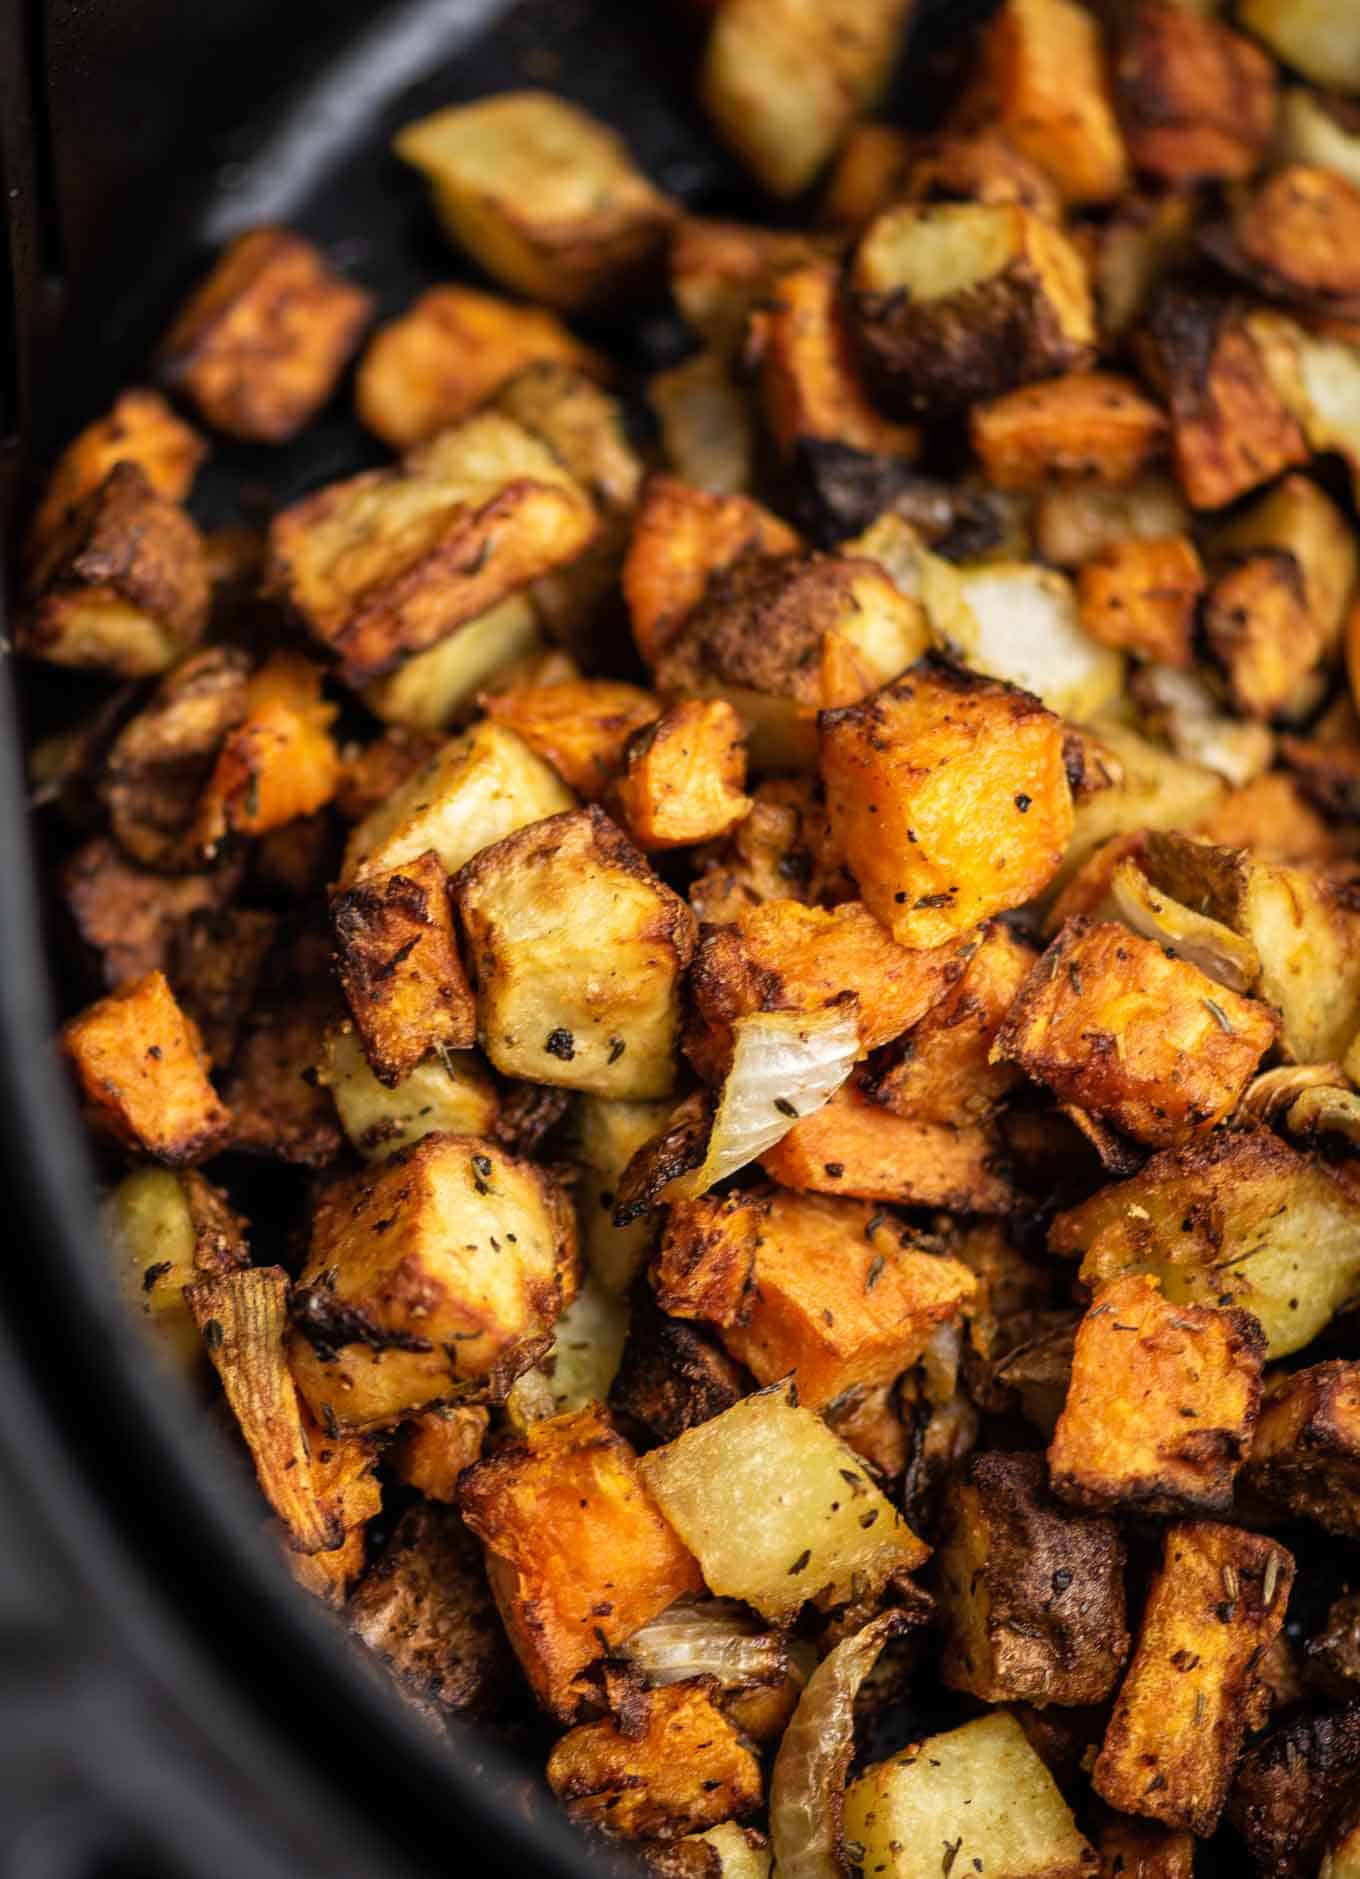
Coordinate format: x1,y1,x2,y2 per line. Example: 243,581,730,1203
1247,312,1360,509
820,123,914,230
192,651,340,851
356,284,605,450
391,1405,489,1502
342,718,573,883
64,969,229,1164
394,92,674,312
994,919,1277,1147
905,126,1063,221
169,905,278,1066
611,700,751,852
287,1131,577,1431
1138,290,1308,510
453,806,695,1099
1244,1362,1360,1538
1204,549,1317,720
1229,163,1360,313
609,1290,750,1444
1092,1521,1295,1835
1077,536,1204,672
668,217,838,353
105,1166,248,1373
623,477,801,667
60,835,240,990
1035,471,1189,570
688,776,848,927
638,1380,928,1624
1199,769,1341,863
759,1086,1016,1215
358,595,544,733
334,726,442,822
1048,1275,1264,1517
1237,0,1360,92
480,679,660,799
1207,472,1356,657
699,0,913,199
21,462,210,678
574,1096,673,1296
820,660,1073,949
978,0,1129,205
223,999,341,1169
1094,1815,1196,1878
936,1450,1129,1707
1226,1703,1360,1879
850,202,1095,416
970,373,1168,491
331,848,475,1086
1113,4,1277,184
548,1682,762,1840
843,1710,1098,1878
1129,667,1275,793
649,349,755,498
267,412,598,682
25,387,206,561
319,1027,499,1163
460,1402,701,1717
158,227,370,442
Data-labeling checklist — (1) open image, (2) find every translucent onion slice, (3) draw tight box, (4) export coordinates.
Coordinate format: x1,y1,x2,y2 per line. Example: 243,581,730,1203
622,1598,789,1692
1108,858,1261,993
769,1609,911,1879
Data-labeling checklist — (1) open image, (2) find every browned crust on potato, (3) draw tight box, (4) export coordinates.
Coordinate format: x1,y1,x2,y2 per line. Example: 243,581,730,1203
1114,3,1278,185
1225,1701,1360,1878
609,1287,751,1445
1244,1361,1360,1538
60,835,242,989
64,969,230,1165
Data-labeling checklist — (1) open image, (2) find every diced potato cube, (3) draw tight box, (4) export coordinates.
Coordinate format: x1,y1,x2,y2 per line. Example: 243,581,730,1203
687,776,847,926
1077,537,1203,671
389,1405,488,1503
460,1402,701,1717
1094,1814,1196,1878
1034,471,1188,570
193,651,340,851
949,561,1125,720
104,1166,248,1373
1092,194,1198,343
1225,1703,1360,1879
820,122,914,230
287,1131,577,1431
611,699,751,852
993,920,1277,1147
669,216,838,354
1244,1361,1360,1538
820,660,1073,949
638,1381,928,1624
358,595,544,733
454,806,695,1099
547,1682,762,1839
1198,769,1340,864
1113,4,1278,183
609,1290,750,1445
65,969,230,1164
25,387,206,560
979,0,1130,205
904,127,1064,222
1231,162,1360,313
1236,0,1360,95
936,1450,1129,1707
267,412,598,682
1207,472,1356,657
649,348,755,497
1249,312,1360,508
59,834,239,993
355,284,606,450
341,718,573,884
850,202,1095,415
575,1095,673,1296
843,1711,1098,1879
699,0,913,199
970,372,1168,491
1092,1521,1294,1835
1055,720,1224,895
157,227,371,442
1204,548,1319,720
1048,1274,1264,1516
481,679,660,799
394,92,674,312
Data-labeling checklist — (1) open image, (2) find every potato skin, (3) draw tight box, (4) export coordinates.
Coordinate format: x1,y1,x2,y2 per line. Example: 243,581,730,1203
25,387,206,563
1225,1702,1360,1879
609,1287,751,1446
1244,1361,1360,1538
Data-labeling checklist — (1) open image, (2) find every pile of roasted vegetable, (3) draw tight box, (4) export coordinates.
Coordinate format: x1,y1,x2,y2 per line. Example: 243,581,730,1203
20,0,1360,1870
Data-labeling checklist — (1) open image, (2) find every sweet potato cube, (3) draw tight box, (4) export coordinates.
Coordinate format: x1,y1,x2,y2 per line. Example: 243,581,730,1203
611,699,751,852
970,373,1167,491
459,1402,701,1718
1244,1361,1360,1538
390,1405,489,1503
1048,1275,1264,1517
1113,4,1278,185
547,1682,762,1840
193,651,340,850
1092,1521,1295,1835
453,807,695,1099
25,387,206,560
286,1131,577,1431
330,849,475,1087
993,919,1277,1147
1077,537,1203,672
980,0,1129,206
936,1450,1129,1708
356,283,605,450
267,412,598,682
820,660,1073,949
480,679,660,800
394,92,675,312
64,969,229,1165
158,227,371,442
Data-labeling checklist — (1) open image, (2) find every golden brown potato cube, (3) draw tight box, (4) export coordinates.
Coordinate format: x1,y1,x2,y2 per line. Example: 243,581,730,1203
549,1682,761,1841
905,127,1064,222
1095,1814,1196,1879
158,227,370,442
287,1131,577,1431
460,1402,701,1718
21,461,209,678
1226,1705,1360,1879
850,202,1095,416
820,122,914,230
611,700,751,852
64,969,229,1165
970,373,1168,491
574,1095,673,1297
936,1450,1129,1708
1138,290,1309,510
330,848,475,1087
1048,1275,1264,1517
1244,1361,1360,1538
993,920,1277,1147
335,727,444,823
394,92,675,312
104,1166,248,1374
1092,1521,1295,1836
453,806,695,1099
319,1028,499,1163
1209,471,1356,657
1113,4,1278,184
759,1084,1016,1215
669,216,839,354
699,0,913,199
390,1405,489,1503
1198,770,1340,864
687,775,848,926
347,1501,514,1716
192,651,340,852
355,284,606,450
1231,164,1360,314
267,411,598,682
978,0,1129,206
1204,551,1318,721
358,595,545,734
480,679,660,799
623,476,800,667
25,387,206,561
59,835,239,991
860,920,1036,1126
648,349,755,498
820,660,1073,949
1077,536,1204,672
